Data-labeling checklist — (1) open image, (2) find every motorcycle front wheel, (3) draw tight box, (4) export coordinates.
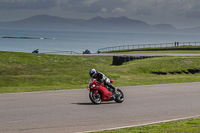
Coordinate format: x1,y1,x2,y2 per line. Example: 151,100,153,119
89,91,102,104
114,88,124,103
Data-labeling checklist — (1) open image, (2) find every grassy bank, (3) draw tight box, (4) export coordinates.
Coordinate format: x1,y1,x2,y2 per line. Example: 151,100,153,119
1,51,200,93
94,117,200,133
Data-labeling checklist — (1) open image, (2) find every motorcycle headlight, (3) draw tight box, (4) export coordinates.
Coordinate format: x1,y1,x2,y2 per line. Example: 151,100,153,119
91,84,96,88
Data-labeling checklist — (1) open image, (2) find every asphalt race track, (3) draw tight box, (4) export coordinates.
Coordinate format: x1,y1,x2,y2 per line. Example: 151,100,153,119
0,82,200,133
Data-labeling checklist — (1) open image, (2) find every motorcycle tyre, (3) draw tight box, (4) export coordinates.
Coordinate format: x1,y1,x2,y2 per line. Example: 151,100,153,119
114,88,124,103
89,91,102,104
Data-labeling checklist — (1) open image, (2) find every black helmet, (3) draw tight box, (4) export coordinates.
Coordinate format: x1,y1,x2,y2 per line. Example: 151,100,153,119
89,69,97,77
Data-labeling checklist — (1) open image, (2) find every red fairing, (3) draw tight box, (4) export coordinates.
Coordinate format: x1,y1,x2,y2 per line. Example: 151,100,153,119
89,79,112,101
98,86,112,101
89,79,96,88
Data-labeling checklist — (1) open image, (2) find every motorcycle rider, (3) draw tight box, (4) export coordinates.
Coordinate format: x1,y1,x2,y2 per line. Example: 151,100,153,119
88,69,118,95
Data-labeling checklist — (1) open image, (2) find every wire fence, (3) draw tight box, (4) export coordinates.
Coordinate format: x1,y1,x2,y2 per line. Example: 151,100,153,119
98,41,200,52
41,41,200,54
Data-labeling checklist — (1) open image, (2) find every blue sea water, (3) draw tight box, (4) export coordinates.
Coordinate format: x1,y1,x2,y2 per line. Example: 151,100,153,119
0,28,200,54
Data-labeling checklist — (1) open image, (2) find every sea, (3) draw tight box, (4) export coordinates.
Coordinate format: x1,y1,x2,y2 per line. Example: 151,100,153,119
1,28,200,54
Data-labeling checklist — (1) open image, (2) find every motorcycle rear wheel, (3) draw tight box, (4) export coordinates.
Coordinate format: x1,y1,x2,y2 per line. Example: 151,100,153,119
114,88,124,103
89,91,102,104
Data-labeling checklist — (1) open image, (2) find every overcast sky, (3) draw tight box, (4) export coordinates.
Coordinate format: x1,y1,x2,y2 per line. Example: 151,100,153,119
0,0,200,28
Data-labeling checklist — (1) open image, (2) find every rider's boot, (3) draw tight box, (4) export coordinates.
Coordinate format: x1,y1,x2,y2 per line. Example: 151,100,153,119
113,89,119,96
107,83,119,96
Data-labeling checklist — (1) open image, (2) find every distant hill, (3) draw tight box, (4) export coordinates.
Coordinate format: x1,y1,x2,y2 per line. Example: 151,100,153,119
0,14,180,32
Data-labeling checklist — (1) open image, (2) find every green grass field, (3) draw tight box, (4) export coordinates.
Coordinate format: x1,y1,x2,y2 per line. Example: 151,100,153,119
1,51,200,93
94,118,200,133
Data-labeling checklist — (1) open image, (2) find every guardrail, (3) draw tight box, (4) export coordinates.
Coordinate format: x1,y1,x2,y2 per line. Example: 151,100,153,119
98,42,200,52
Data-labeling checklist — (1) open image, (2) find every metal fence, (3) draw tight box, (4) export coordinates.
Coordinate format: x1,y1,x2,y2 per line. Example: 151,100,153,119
98,41,200,52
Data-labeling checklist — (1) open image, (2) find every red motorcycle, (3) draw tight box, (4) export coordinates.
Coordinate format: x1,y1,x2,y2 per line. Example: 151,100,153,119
88,79,124,104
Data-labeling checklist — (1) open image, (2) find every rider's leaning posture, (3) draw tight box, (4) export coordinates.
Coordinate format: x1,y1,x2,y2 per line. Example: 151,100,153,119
88,69,118,94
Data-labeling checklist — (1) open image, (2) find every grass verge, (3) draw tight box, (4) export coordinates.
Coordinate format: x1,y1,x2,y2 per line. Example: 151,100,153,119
93,117,200,133
1,51,200,93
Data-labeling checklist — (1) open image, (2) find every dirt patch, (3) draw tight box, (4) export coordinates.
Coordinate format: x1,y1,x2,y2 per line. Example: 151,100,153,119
180,59,193,64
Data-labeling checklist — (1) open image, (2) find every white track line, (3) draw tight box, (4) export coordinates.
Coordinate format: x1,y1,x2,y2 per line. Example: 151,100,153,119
80,115,200,133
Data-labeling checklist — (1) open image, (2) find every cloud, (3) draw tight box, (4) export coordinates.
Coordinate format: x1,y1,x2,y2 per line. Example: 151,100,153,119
82,0,99,7
178,0,200,18
100,8,107,13
58,0,101,13
1,0,200,20
112,7,125,14
59,0,200,19
0,0,58,9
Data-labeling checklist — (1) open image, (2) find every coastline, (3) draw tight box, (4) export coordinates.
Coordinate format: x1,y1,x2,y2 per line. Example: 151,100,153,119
1,36,55,39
